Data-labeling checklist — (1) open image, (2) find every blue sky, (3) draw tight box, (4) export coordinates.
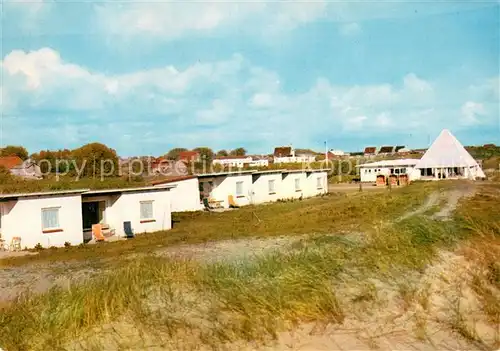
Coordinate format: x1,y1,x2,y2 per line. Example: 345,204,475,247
1,0,499,156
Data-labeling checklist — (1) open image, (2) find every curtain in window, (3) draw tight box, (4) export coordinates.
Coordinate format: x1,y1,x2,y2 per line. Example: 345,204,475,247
268,180,275,193
236,181,243,196
42,208,59,229
140,202,153,219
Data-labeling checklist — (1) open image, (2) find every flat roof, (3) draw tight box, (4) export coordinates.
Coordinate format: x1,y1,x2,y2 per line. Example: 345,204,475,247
282,168,330,174
252,170,284,175
0,189,90,201
151,175,197,185
197,170,256,178
356,159,419,168
83,185,175,196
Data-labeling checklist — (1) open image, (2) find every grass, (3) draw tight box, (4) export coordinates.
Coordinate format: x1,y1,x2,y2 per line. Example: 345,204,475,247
0,180,499,350
0,181,443,267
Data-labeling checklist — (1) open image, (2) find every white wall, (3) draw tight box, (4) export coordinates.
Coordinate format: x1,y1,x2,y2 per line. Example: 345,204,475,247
0,194,83,249
249,159,269,167
359,166,420,182
201,174,253,208
250,173,282,205
304,171,328,197
85,190,172,237
212,157,252,168
165,178,203,212
280,172,308,200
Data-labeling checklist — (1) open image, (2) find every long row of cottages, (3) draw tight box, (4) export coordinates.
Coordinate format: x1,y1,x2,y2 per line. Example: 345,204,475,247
0,169,328,249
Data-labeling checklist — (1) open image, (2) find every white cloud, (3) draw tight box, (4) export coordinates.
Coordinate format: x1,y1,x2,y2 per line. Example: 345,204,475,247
343,115,368,131
95,1,327,41
2,48,498,154
196,99,233,125
403,73,432,92
375,112,392,127
461,101,485,125
250,93,275,108
339,22,361,36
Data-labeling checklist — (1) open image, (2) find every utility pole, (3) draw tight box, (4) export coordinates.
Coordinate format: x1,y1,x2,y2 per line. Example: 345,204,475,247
325,140,328,166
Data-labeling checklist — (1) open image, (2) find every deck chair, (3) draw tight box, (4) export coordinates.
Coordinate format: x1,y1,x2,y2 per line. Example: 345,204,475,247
92,224,105,242
124,221,134,238
228,195,240,208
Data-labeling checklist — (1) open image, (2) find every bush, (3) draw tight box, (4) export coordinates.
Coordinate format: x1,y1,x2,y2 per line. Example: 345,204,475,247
34,243,43,250
64,242,71,248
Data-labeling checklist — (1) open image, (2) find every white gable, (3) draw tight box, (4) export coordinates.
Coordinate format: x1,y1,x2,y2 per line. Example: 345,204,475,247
415,129,481,169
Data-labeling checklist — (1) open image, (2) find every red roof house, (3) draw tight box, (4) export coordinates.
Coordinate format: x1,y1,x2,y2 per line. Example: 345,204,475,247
0,156,23,169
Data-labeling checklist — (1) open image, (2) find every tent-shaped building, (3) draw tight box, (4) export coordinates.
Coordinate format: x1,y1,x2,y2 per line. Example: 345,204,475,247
414,129,485,180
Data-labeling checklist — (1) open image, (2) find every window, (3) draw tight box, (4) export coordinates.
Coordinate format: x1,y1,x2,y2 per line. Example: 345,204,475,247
140,201,154,221
236,181,244,196
295,178,301,191
268,179,276,194
401,168,407,174
42,207,60,231
316,177,322,189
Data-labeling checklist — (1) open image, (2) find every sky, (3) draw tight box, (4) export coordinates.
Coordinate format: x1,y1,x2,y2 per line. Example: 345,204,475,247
1,0,499,156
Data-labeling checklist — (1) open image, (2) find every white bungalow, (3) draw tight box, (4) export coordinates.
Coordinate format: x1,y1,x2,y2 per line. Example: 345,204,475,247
81,186,173,241
212,156,253,168
280,170,309,200
0,185,174,249
198,171,254,208
414,129,486,180
357,159,420,183
152,175,204,212
250,170,283,205
304,169,329,197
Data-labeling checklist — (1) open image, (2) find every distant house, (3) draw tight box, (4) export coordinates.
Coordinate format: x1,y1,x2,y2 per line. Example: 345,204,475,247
412,148,428,154
273,146,315,164
395,145,406,153
249,156,269,167
150,157,170,174
179,151,200,163
212,156,253,168
364,147,377,156
378,146,395,155
330,149,345,156
0,156,42,179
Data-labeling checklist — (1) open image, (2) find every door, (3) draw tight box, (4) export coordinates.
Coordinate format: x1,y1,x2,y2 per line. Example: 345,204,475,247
82,202,103,231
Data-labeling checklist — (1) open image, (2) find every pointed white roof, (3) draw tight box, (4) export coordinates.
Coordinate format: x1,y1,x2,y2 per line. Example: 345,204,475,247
415,129,481,169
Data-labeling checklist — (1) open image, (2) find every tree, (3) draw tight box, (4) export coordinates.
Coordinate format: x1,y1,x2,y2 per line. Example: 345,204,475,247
229,147,247,156
72,143,119,178
0,165,13,182
193,147,215,162
216,149,229,157
0,145,29,160
165,148,188,160
31,149,72,173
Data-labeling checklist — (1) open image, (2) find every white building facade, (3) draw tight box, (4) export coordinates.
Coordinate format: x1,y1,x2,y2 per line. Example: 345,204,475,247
414,129,486,180
152,176,204,212
198,171,254,208
357,159,420,183
0,186,174,249
250,171,283,205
